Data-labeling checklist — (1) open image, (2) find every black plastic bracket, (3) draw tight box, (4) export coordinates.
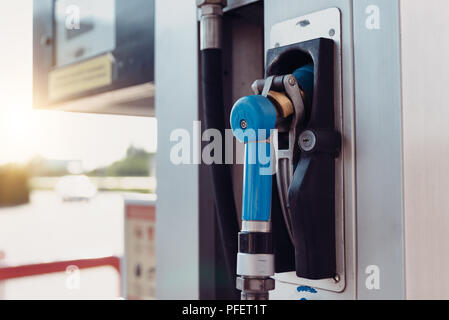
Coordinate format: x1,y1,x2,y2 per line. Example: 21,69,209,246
266,38,340,280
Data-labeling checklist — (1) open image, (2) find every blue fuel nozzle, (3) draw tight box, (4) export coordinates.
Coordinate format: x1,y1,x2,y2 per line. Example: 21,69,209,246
230,95,277,222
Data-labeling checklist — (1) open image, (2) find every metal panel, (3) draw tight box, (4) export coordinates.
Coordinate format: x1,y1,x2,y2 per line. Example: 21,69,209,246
225,0,261,12
155,0,200,299
353,0,405,299
400,0,449,299
265,0,356,300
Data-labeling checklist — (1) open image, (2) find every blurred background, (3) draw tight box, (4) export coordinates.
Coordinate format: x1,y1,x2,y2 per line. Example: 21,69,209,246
0,1,156,299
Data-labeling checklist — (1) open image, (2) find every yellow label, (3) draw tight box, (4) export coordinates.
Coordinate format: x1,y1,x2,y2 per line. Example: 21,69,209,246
49,54,113,101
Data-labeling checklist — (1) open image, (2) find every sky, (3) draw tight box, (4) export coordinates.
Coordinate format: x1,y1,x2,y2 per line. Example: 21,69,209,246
0,1,157,171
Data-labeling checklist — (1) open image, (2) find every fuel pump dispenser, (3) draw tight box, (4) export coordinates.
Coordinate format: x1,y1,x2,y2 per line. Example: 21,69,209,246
32,0,449,301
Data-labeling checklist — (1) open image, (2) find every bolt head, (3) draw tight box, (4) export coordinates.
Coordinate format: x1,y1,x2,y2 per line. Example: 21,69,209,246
41,35,52,46
200,4,224,15
299,130,317,152
236,277,275,292
240,120,248,130
288,76,297,86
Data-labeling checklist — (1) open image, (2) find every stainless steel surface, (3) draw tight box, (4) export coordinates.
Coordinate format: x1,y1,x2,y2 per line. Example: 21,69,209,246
236,277,275,291
401,0,449,300
241,292,269,300
197,0,227,6
155,0,200,299
237,276,275,300
224,0,260,12
198,4,224,49
241,221,271,232
353,0,404,299
268,5,349,296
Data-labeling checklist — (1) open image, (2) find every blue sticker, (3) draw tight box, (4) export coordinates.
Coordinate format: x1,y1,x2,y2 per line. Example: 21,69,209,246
297,286,318,300
297,286,318,294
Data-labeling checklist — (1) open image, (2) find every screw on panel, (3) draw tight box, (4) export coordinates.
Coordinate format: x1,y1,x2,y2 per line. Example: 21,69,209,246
41,35,52,46
333,274,340,283
299,130,316,152
329,29,336,37
240,120,248,130
288,76,296,87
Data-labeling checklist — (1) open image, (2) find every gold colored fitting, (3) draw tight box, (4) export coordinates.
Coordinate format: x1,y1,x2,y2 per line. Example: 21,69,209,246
267,91,294,118
299,88,306,101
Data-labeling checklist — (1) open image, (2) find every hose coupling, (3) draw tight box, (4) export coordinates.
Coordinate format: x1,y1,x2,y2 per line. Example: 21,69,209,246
197,0,227,50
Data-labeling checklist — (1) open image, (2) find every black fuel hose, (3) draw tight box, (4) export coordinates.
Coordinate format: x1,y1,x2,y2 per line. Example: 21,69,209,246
201,48,240,299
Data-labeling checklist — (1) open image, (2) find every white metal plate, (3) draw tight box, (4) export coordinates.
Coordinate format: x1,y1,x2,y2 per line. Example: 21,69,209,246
270,7,345,293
